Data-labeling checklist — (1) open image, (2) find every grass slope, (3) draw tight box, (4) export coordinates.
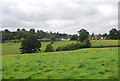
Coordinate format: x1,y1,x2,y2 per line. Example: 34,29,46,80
2,47,118,79
2,40,119,55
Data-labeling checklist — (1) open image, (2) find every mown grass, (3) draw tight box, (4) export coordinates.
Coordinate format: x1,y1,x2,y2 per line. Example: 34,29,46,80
2,40,119,55
2,47,118,79
91,40,119,46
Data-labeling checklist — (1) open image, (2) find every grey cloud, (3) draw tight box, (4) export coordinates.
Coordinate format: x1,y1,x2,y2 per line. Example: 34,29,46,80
0,0,118,34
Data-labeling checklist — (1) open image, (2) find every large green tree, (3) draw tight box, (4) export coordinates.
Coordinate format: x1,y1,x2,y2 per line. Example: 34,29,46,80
109,28,118,39
20,35,41,54
78,29,89,42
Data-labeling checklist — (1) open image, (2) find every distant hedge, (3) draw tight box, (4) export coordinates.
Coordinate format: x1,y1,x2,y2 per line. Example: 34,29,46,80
56,42,120,51
56,41,91,51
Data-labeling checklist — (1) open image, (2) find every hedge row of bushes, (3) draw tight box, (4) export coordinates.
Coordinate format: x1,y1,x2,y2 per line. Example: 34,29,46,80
56,41,91,51
44,41,91,52
43,41,120,52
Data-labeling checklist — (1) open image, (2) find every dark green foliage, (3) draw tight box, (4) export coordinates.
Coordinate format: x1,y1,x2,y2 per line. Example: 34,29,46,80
13,40,17,43
77,39,91,48
21,28,26,31
44,43,54,52
29,29,35,35
50,36,56,41
78,29,89,42
118,30,120,39
70,34,78,40
91,33,94,40
98,71,105,74
17,28,20,31
51,41,54,44
2,28,120,43
20,35,41,54
56,43,77,51
56,41,91,51
1,28,70,42
2,29,15,42
109,28,118,39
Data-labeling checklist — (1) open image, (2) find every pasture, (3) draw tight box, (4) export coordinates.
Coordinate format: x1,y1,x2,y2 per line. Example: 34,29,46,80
2,47,118,79
2,40,119,55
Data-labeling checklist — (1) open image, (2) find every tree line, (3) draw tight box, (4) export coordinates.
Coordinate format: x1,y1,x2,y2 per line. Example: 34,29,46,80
1,28,119,54
1,28,70,43
1,28,120,43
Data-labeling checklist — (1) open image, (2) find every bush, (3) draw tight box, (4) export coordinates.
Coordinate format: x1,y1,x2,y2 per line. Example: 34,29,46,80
66,43,78,50
20,35,41,54
56,46,67,51
13,40,17,43
56,41,91,51
45,43,54,52
51,41,54,44
56,43,77,51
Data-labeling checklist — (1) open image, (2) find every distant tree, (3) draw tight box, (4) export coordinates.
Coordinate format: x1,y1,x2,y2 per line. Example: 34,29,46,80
91,33,94,37
91,33,94,40
37,30,40,33
20,35,41,54
84,39,91,48
22,28,26,31
50,31,53,35
44,43,54,52
78,29,89,42
70,34,78,40
102,33,107,39
17,28,20,31
2,29,14,41
109,28,118,39
118,30,120,39
29,29,35,34
4,29,10,33
99,34,102,36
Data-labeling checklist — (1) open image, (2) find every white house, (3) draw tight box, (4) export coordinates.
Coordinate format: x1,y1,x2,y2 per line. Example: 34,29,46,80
61,37,71,41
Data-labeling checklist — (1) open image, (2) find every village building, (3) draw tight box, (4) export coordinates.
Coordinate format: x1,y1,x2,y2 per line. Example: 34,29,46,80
38,38,50,41
89,35,103,40
61,37,71,41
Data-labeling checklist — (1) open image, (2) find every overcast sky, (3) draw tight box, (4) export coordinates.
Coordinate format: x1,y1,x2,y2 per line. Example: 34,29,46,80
0,0,119,34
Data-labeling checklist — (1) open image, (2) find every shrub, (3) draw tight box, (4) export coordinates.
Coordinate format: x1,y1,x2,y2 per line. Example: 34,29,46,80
20,35,41,54
51,41,54,44
45,43,54,52
13,40,17,43
56,43,77,51
56,46,67,51
56,40,91,51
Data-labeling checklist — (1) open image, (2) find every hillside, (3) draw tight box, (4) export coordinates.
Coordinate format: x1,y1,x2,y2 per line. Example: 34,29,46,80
2,47,118,79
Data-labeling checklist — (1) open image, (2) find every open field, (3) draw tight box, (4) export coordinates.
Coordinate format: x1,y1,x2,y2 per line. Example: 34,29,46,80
2,40,119,55
2,47,118,79
91,40,119,46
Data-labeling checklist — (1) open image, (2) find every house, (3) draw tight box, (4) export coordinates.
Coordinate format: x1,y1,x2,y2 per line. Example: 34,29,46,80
61,37,71,41
38,38,50,41
89,35,103,40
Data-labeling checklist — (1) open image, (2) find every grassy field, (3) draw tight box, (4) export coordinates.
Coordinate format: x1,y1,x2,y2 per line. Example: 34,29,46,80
2,47,118,79
2,40,119,55
91,40,119,46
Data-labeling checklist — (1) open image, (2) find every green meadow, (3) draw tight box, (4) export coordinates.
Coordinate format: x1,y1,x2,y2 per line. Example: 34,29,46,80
2,40,119,55
2,47,118,79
